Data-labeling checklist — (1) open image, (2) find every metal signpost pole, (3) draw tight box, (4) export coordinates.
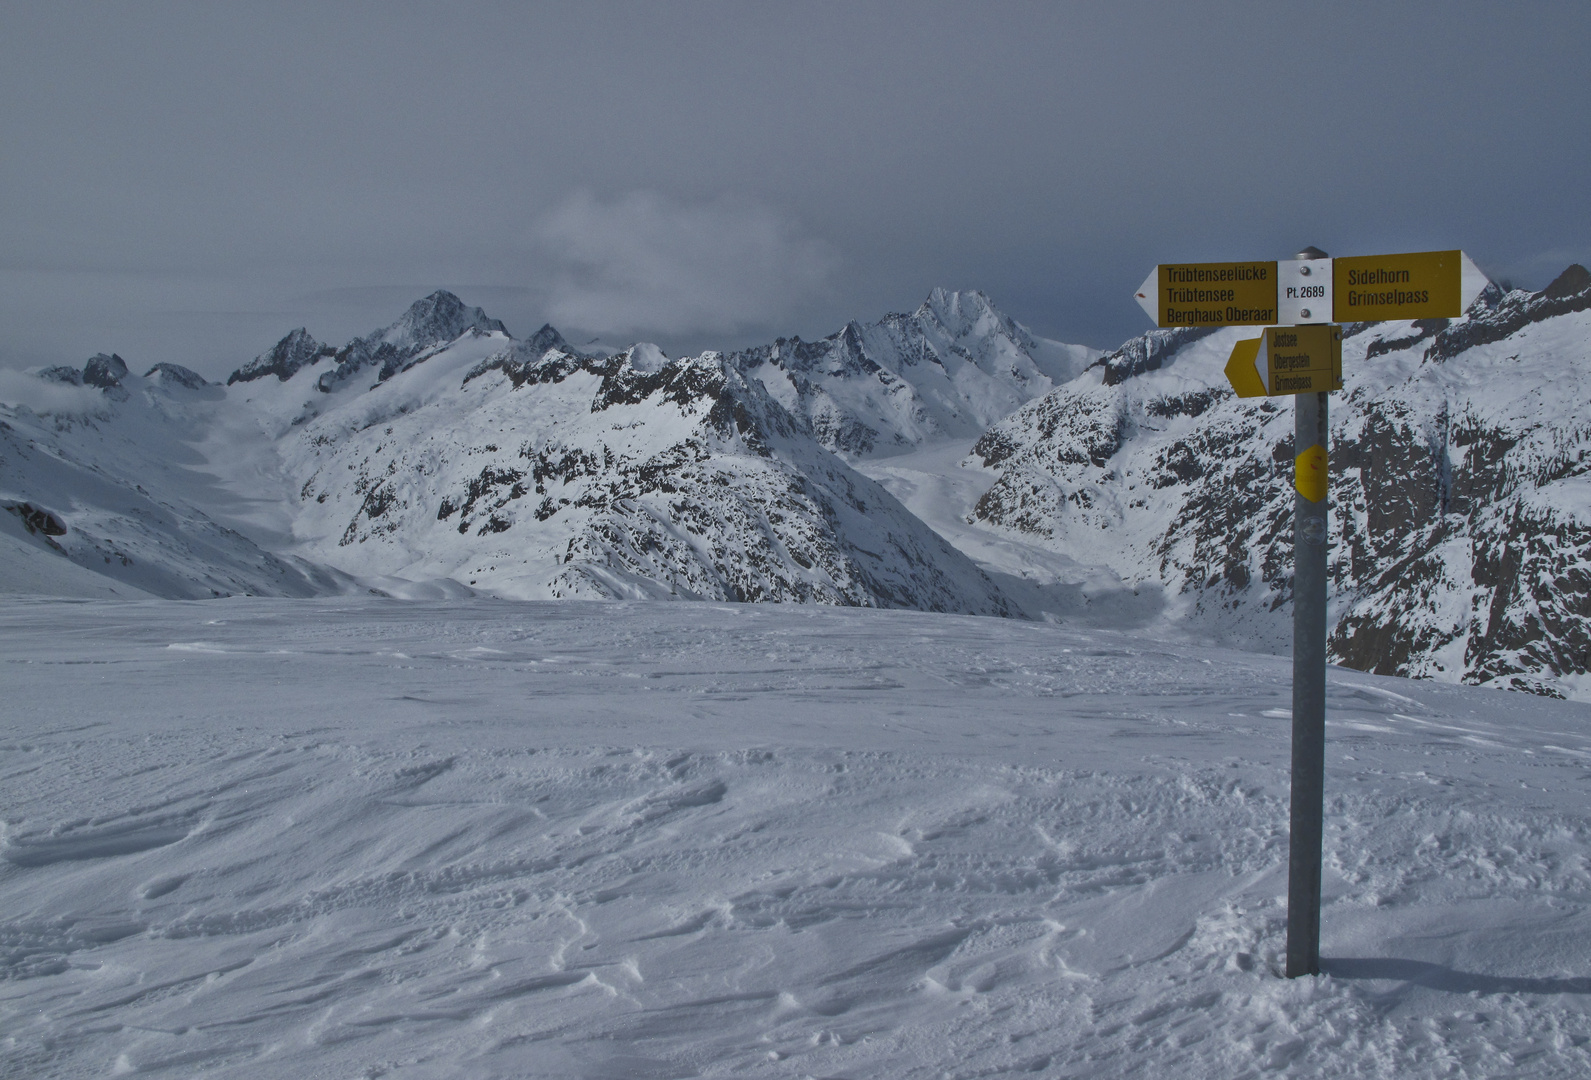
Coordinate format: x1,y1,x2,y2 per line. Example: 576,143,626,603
1135,244,1485,980
1286,248,1331,978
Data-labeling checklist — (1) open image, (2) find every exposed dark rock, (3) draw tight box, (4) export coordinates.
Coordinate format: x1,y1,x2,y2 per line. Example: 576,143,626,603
82,353,129,389
38,365,83,385
228,328,334,385
1091,326,1217,386
970,272,1591,693
1426,265,1591,363
7,501,68,536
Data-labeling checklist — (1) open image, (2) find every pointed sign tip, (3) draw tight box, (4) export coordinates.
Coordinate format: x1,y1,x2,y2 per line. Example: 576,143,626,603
1134,269,1159,324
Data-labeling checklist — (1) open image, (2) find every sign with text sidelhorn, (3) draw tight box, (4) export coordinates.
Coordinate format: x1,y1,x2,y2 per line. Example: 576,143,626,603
1333,250,1487,322
1136,250,1488,327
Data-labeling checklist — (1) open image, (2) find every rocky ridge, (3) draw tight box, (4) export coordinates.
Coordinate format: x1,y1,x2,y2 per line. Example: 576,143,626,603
282,332,1010,612
728,288,1097,458
967,267,1591,697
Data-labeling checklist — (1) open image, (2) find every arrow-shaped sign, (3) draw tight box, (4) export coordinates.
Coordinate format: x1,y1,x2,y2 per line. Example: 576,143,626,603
1224,325,1342,398
1139,250,1489,328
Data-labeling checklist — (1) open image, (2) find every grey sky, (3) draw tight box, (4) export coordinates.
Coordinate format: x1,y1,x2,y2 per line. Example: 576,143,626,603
3,2,1587,378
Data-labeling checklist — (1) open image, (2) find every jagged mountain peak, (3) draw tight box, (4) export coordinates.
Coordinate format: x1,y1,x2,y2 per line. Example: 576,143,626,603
915,288,1022,343
314,291,510,393
82,353,129,389
377,290,508,351
228,327,333,385
1544,263,1591,301
524,323,575,359
728,290,1098,457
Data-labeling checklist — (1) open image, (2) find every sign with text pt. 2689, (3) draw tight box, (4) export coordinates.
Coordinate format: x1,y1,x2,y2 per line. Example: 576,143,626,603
1132,246,1489,981
1132,248,1487,332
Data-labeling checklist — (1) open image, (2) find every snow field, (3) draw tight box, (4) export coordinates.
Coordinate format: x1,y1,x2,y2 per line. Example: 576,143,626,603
3,598,1591,1077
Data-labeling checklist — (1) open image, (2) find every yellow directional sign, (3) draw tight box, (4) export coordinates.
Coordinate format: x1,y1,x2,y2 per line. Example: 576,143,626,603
1134,261,1277,327
1224,336,1266,398
1332,249,1485,321
1139,250,1488,328
1223,324,1342,398
1261,324,1341,395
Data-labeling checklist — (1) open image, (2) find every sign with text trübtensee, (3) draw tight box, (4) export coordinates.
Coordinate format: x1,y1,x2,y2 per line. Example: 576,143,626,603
1137,250,1487,327
1134,261,1277,328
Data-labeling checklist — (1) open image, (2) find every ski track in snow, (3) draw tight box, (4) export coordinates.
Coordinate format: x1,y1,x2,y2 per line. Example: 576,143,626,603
3,598,1591,1078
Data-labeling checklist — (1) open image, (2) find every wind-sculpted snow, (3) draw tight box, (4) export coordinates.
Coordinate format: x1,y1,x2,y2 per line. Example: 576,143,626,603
287,336,1009,613
729,288,1098,458
969,267,1591,699
3,598,1590,1077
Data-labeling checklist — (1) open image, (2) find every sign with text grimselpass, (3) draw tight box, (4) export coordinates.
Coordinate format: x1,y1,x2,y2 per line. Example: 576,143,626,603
1134,261,1277,328
1224,324,1342,398
1137,250,1488,328
1332,250,1486,322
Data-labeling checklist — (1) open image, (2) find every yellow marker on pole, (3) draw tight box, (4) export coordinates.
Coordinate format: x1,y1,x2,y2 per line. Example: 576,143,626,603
1294,443,1327,502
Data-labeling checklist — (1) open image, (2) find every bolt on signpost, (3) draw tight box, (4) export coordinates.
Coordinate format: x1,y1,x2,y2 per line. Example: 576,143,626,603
1133,246,1486,977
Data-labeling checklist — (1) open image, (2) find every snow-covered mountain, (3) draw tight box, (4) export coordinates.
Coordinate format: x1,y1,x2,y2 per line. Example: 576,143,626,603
228,290,511,392
728,288,1098,458
4,292,1009,615
966,266,1591,698
271,331,1009,612
3,355,341,599
9,277,1591,699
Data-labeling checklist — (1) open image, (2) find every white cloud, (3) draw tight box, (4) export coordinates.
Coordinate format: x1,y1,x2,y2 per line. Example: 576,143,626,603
530,191,836,339
0,369,108,416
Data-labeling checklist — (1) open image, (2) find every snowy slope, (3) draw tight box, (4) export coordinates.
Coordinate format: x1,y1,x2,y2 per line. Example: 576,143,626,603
4,597,1590,1078
3,293,1010,615
965,267,1591,699
276,333,1009,613
729,289,1098,458
1,359,340,600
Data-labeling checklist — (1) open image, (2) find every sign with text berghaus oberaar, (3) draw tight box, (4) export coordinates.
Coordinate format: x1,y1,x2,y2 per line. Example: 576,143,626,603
1137,250,1488,328
1134,261,1276,327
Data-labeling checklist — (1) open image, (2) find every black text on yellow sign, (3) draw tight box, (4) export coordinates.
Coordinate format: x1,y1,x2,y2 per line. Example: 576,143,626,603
1224,324,1342,398
1137,250,1485,328
1137,262,1278,328
1332,249,1465,321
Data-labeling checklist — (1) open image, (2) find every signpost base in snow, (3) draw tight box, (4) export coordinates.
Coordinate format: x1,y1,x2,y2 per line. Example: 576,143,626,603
1287,388,1330,978
1132,242,1488,979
